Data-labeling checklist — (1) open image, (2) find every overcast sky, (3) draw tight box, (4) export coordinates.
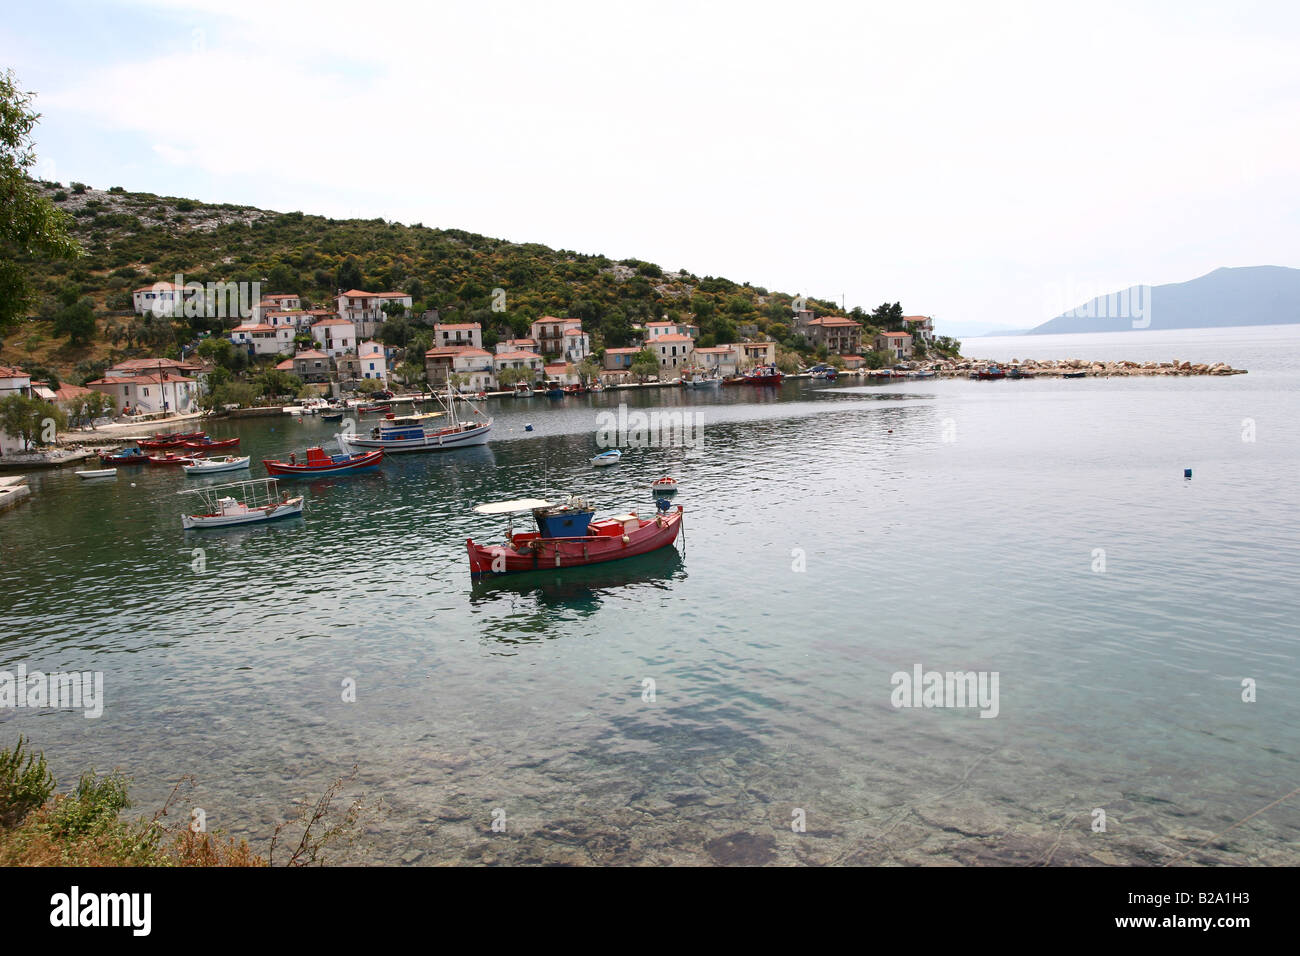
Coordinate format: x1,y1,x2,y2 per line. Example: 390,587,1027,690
6,0,1298,335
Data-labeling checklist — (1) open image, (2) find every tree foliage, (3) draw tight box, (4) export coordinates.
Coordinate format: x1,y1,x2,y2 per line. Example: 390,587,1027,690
0,70,80,333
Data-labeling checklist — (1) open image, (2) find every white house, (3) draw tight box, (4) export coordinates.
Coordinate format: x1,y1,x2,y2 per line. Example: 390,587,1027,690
904,315,935,344
131,282,200,317
0,365,33,454
311,316,359,358
530,317,583,357
231,322,295,356
654,333,694,372
561,327,590,363
336,290,413,337
495,338,538,354
432,323,483,351
451,348,497,392
493,350,544,380
87,373,199,417
645,320,699,341
693,345,739,376
358,341,388,384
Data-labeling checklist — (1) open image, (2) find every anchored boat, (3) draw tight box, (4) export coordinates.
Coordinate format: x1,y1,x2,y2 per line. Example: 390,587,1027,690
99,448,150,465
264,446,384,476
183,455,250,475
742,364,783,385
466,496,684,576
335,384,491,455
591,449,622,467
178,477,304,529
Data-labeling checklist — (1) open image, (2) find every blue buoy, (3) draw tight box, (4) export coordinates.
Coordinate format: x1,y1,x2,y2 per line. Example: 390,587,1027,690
1184,468,1192,479
524,424,534,432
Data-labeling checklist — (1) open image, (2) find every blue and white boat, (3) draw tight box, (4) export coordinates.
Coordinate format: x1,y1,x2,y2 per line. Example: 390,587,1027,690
336,383,492,455
591,449,622,467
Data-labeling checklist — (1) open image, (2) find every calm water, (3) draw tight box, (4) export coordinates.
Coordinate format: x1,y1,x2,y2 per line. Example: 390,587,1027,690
2,325,1298,866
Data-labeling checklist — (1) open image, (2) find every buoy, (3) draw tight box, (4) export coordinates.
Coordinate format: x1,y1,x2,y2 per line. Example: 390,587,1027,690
524,424,534,432
130,482,136,487
1184,468,1193,479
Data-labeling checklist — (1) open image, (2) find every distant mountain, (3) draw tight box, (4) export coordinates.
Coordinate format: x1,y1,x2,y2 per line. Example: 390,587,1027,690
1027,265,1300,334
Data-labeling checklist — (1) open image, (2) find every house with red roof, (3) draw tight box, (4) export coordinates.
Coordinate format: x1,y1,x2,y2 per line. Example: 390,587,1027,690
904,315,935,344
530,317,589,361
292,350,332,383
87,372,199,417
335,290,412,337
653,333,695,372
874,330,914,360
231,322,295,356
310,316,358,358
432,322,482,351
805,315,863,354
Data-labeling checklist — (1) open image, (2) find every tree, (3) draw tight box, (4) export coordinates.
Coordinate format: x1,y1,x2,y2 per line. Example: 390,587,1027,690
870,302,905,330
254,368,301,400
335,256,363,291
356,378,383,395
629,347,658,382
496,366,534,389
0,70,81,334
576,356,600,386
52,296,96,347
0,394,65,450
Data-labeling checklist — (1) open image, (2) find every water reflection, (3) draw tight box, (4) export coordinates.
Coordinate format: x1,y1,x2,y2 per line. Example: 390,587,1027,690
469,546,686,622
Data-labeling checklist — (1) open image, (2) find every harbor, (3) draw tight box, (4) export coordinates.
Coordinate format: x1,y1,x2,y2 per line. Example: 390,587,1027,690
3,330,1297,866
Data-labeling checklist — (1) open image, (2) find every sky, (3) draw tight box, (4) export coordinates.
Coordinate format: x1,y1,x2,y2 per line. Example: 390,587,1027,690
5,0,1299,336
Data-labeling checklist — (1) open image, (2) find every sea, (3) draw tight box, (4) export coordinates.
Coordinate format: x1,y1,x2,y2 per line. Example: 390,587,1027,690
1,322,1297,865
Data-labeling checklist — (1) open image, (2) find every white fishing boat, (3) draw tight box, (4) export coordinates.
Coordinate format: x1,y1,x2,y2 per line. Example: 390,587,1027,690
592,449,622,467
650,476,679,493
76,468,117,479
183,455,251,475
681,367,721,388
178,477,304,529
335,382,492,455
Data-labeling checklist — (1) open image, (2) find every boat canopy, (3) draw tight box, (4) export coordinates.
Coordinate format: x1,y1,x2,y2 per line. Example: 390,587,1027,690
473,498,554,515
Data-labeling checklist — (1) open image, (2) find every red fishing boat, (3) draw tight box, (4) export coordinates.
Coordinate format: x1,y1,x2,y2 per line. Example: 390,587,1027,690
263,447,384,476
139,436,187,449
742,364,783,385
466,496,684,576
357,403,391,414
183,437,240,450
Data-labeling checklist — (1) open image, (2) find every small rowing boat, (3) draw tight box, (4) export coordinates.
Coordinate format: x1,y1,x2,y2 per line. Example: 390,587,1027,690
650,476,679,493
99,448,149,465
183,437,240,451
76,468,117,479
591,450,622,467
183,455,251,475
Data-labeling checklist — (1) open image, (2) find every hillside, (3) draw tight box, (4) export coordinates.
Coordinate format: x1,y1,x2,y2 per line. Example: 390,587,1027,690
6,181,909,384
1029,265,1300,335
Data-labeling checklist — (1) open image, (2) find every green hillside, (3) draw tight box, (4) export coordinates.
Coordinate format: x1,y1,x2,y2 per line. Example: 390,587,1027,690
7,180,954,385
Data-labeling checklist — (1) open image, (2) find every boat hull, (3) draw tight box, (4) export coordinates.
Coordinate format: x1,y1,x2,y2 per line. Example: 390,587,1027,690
183,457,251,475
182,497,304,529
467,506,683,576
337,422,491,454
77,469,117,479
263,450,384,475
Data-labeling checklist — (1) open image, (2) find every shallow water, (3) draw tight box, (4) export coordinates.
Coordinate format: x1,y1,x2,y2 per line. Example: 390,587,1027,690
2,325,1298,865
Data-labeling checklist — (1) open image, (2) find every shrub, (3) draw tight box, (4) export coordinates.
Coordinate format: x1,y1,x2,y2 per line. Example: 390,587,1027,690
0,737,56,828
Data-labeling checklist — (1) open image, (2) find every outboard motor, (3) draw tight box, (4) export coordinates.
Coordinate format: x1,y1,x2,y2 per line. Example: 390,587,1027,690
655,497,673,513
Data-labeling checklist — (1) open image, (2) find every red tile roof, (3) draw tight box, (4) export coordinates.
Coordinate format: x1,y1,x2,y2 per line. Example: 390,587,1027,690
494,351,542,361
312,317,354,327
655,333,694,343
879,331,912,338
293,350,329,360
435,323,482,331
809,316,861,327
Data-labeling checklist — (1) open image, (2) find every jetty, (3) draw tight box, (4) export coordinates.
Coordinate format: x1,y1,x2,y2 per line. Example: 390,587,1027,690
0,476,31,514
